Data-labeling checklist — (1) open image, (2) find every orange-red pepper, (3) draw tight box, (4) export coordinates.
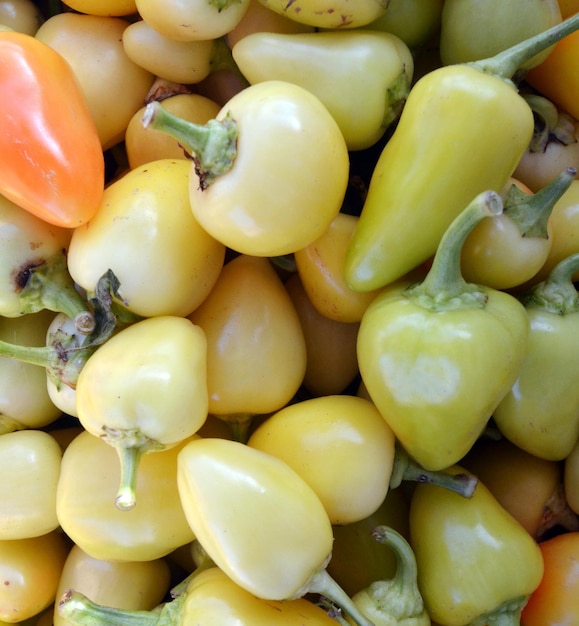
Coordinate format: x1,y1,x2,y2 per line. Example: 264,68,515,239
0,31,104,228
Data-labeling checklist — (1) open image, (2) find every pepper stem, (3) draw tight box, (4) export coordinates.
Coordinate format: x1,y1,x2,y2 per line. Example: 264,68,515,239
502,166,576,239
469,12,579,81
100,427,165,511
404,190,503,311
390,445,478,498
17,251,94,335
520,252,579,314
307,569,376,626
348,526,427,624
141,102,238,190
57,589,160,626
214,412,255,443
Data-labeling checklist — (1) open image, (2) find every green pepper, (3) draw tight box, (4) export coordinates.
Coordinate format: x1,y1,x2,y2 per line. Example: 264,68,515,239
409,465,544,626
493,252,579,460
231,29,413,151
344,13,579,292
357,191,529,471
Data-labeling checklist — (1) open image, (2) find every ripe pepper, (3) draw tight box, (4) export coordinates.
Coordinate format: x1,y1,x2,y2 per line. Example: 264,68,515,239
357,191,529,471
409,465,544,626
344,13,579,292
177,437,374,626
256,0,389,29
75,315,209,510
493,252,579,460
231,29,414,151
0,31,104,228
525,27,579,120
58,565,339,626
520,532,579,626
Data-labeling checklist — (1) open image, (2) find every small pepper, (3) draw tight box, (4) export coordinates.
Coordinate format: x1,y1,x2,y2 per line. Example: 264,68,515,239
357,191,529,471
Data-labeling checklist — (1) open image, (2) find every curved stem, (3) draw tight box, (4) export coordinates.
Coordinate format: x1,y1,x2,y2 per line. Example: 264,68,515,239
469,12,579,81
308,569,376,626
503,166,576,238
100,427,165,511
521,252,579,314
404,191,503,310
142,102,238,189
390,445,478,498
17,252,94,335
58,590,160,626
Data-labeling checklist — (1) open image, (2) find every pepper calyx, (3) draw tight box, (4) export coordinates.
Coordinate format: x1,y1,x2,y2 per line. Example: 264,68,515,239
520,252,579,315
467,595,528,626
141,101,238,190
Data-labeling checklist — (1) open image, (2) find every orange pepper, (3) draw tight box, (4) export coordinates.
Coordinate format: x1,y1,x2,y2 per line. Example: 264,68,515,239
525,28,579,120
0,31,104,228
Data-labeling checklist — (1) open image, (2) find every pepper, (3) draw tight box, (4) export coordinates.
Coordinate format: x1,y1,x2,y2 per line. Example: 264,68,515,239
344,13,579,292
231,29,413,151
57,566,340,626
256,0,389,29
75,315,208,510
409,465,544,626
0,31,104,227
176,437,375,626
493,252,579,460
357,191,529,471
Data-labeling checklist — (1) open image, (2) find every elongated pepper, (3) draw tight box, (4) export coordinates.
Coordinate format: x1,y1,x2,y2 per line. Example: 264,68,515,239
344,13,579,292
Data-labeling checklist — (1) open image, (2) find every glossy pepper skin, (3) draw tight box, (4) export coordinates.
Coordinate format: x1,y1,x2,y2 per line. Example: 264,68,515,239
493,253,579,460
0,31,104,228
357,192,529,471
410,465,544,626
344,14,579,292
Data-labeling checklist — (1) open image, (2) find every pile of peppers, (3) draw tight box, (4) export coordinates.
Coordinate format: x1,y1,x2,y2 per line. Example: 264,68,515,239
2,0,579,624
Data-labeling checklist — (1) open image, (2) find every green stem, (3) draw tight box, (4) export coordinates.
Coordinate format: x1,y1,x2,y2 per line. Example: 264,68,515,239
308,569,376,626
349,526,427,624
57,589,160,626
17,252,94,335
389,445,478,498
502,166,576,238
521,94,578,152
214,412,255,443
469,12,579,81
520,252,579,314
405,190,503,310
100,427,165,511
141,102,238,190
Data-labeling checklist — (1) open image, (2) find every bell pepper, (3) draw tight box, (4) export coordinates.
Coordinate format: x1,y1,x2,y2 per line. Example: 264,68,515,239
188,254,306,442
231,29,413,151
344,13,579,292
0,31,104,228
520,532,579,626
409,465,544,626
463,437,579,539
460,167,576,290
75,315,209,510
493,252,579,460
53,543,170,626
142,79,349,257
56,430,196,562
357,191,529,471
177,437,375,626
